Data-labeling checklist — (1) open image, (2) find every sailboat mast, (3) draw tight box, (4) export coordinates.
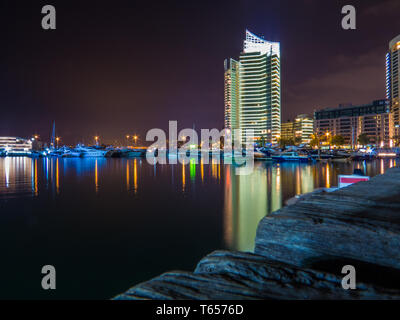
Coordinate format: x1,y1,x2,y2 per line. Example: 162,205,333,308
51,121,56,148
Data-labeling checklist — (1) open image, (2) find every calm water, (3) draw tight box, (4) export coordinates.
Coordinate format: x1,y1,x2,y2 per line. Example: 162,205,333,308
0,157,396,299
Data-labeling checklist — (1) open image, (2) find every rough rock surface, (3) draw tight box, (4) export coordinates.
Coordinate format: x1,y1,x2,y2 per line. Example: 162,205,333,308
116,167,400,300
255,167,400,272
115,251,400,300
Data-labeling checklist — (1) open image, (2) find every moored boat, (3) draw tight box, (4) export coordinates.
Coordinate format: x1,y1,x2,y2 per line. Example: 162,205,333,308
330,150,352,162
122,148,146,158
272,152,309,162
350,151,375,161
254,148,273,161
62,148,82,158
74,145,108,157
375,148,398,159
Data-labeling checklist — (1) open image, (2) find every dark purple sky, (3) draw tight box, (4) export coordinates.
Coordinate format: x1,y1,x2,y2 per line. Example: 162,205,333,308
0,0,399,145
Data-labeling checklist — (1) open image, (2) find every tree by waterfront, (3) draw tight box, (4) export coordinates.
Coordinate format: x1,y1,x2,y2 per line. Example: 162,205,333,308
330,135,345,147
257,135,266,147
309,134,320,149
392,135,400,147
357,133,370,147
278,137,295,148
294,136,302,145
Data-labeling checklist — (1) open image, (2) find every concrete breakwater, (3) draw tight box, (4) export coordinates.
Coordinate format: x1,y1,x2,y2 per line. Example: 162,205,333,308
115,167,400,299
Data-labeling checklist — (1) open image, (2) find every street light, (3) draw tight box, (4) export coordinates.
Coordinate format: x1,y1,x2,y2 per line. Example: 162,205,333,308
56,137,60,148
95,136,99,146
134,135,138,146
326,132,331,149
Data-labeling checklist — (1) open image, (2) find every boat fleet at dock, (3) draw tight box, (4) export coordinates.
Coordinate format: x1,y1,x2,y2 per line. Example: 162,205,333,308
0,145,147,158
254,147,400,162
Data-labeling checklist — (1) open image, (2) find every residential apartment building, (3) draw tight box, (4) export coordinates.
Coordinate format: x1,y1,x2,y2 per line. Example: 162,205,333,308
314,100,390,147
387,34,400,137
280,114,313,144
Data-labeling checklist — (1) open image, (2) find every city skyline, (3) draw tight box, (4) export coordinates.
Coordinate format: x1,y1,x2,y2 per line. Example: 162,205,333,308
0,0,399,145
1,0,400,303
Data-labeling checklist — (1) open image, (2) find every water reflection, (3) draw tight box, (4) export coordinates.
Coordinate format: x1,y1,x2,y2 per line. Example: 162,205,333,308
0,157,33,197
56,158,60,195
224,164,268,252
1,157,399,299
326,164,331,188
0,157,397,252
222,160,395,252
200,159,204,182
133,159,138,194
125,159,139,194
223,162,317,251
182,162,186,191
190,159,196,182
126,160,130,191
34,159,38,196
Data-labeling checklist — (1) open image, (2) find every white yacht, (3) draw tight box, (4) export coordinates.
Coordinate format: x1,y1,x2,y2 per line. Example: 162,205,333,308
62,149,82,158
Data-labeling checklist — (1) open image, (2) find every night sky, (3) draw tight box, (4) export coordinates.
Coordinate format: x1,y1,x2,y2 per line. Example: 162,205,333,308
0,0,399,145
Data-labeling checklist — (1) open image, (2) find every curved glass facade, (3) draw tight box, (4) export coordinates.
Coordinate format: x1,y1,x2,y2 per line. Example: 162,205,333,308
224,30,281,144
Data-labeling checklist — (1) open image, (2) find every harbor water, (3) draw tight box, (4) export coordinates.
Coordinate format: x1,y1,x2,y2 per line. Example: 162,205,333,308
0,157,396,299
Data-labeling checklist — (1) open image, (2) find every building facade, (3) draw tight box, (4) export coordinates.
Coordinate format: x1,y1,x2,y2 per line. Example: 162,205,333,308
224,30,281,144
387,35,400,137
224,58,240,130
314,100,390,147
281,121,294,141
294,114,314,144
280,114,314,144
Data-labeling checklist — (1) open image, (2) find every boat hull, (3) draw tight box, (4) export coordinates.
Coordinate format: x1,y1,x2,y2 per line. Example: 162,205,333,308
272,156,309,162
124,150,146,158
80,152,108,158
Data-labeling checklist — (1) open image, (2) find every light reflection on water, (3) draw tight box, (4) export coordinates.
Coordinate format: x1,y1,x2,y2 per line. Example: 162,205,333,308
0,157,396,299
1,157,396,250
222,159,396,252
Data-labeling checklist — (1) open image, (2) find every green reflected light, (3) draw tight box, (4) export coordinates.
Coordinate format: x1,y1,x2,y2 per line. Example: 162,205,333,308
190,158,196,182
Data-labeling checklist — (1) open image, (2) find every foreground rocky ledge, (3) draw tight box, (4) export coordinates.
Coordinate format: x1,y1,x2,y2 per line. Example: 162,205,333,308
115,167,400,300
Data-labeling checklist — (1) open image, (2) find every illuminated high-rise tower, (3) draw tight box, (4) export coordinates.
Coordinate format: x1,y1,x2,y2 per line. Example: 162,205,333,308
224,30,281,144
387,34,400,137
224,58,240,130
